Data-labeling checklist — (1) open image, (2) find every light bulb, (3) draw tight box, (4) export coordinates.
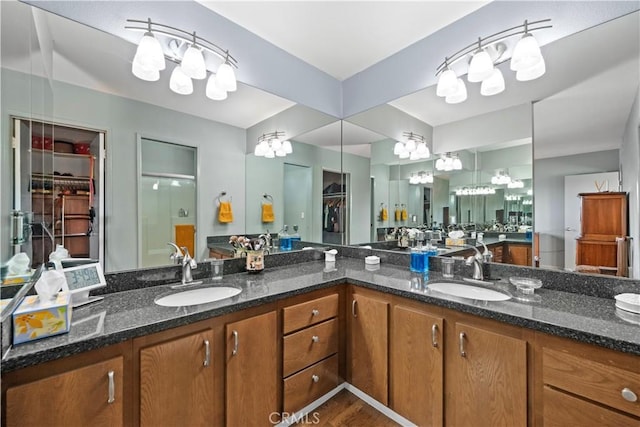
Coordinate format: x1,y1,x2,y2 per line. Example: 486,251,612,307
169,66,193,95
134,32,165,71
445,79,467,104
468,49,494,82
480,68,505,96
282,140,293,154
181,44,207,80
206,74,227,100
511,33,543,71
393,142,404,155
216,62,237,92
132,60,159,82
436,68,458,97
516,56,546,81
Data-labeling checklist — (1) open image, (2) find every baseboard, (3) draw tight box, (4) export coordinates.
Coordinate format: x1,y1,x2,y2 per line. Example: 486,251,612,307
275,383,346,427
344,384,417,427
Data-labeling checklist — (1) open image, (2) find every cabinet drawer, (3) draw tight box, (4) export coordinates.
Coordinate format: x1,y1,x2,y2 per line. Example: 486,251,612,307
283,319,338,377
283,355,339,414
283,293,339,334
543,348,640,417
543,386,638,427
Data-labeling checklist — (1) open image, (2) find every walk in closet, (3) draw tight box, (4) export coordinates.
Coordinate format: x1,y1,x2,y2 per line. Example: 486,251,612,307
322,170,349,245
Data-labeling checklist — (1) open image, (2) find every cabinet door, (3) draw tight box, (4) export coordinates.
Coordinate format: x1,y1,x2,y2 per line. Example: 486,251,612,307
449,323,527,427
226,311,278,426
139,329,215,426
6,356,124,427
507,244,531,266
350,292,389,405
391,305,443,427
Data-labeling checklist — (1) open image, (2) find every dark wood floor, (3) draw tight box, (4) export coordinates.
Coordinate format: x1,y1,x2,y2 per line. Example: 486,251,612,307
294,389,401,426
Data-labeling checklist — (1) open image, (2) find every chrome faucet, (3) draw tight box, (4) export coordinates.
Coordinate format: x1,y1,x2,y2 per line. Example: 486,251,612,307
168,243,198,285
464,245,485,280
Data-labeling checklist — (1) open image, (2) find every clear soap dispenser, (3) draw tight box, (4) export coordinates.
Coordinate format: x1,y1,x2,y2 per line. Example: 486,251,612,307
279,225,291,251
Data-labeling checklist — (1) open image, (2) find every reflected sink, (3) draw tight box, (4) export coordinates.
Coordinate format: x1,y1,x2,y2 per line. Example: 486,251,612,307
427,282,511,301
155,286,242,307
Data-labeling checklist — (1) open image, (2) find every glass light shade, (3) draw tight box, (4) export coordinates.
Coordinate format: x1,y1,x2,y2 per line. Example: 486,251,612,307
181,45,207,80
206,74,228,100
132,60,160,82
445,79,467,104
270,138,282,151
409,151,420,161
510,33,542,71
134,32,165,71
426,173,434,183
275,149,286,157
393,141,404,155
435,158,444,170
467,49,494,82
398,150,410,159
436,68,458,97
216,62,237,92
453,157,462,170
282,140,293,154
416,142,427,155
480,68,505,96
405,139,417,152
516,56,546,81
264,149,275,159
169,66,193,95
254,143,266,156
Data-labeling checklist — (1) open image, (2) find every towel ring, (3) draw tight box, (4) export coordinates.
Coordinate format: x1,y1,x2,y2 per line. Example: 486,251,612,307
263,193,274,203
216,191,231,205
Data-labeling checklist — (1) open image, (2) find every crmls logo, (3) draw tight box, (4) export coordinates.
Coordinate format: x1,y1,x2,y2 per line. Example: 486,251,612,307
269,411,321,425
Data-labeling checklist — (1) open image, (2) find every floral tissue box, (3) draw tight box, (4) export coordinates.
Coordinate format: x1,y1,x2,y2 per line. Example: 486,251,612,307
13,292,72,344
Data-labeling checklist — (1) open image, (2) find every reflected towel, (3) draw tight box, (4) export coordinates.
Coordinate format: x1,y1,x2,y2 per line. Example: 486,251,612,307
394,209,401,222
401,208,408,221
262,203,275,223
380,207,388,221
218,201,234,223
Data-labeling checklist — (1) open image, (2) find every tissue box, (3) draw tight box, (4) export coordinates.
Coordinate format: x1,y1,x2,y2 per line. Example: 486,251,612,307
13,292,72,344
445,238,467,246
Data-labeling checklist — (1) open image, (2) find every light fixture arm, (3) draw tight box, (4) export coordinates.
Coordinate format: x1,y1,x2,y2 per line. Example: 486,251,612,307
126,18,238,68
435,18,551,75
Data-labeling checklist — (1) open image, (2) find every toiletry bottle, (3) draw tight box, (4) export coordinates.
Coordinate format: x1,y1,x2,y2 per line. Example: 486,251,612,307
279,225,291,251
290,225,301,247
410,246,425,273
424,240,438,271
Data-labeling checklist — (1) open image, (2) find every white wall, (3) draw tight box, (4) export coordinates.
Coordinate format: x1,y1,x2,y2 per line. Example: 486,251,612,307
533,150,620,270
621,88,640,278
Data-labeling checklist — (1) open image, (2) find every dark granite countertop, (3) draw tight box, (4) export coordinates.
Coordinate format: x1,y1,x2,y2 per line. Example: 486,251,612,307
2,258,639,373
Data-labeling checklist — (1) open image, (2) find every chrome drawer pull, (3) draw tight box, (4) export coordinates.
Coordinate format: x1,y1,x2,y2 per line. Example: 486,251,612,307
311,309,319,316
431,324,439,348
352,299,357,317
232,330,239,356
312,335,320,343
459,332,467,357
312,375,319,383
107,371,115,404
621,388,638,402
203,340,211,367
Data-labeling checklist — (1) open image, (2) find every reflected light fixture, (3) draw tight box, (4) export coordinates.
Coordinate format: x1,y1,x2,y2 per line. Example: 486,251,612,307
435,153,462,171
409,171,434,185
491,170,512,185
507,179,525,189
254,131,293,158
435,19,551,104
393,132,430,160
126,18,238,101
456,186,495,196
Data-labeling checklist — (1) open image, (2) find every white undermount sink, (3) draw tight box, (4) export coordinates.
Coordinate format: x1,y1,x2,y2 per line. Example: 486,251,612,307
427,282,511,301
155,286,242,307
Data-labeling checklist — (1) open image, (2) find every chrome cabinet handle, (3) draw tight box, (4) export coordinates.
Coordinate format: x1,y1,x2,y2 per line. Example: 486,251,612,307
312,375,319,383
311,309,319,316
352,299,357,317
232,330,239,356
459,332,467,357
312,335,320,343
431,324,439,348
203,339,211,367
621,387,638,402
107,370,115,404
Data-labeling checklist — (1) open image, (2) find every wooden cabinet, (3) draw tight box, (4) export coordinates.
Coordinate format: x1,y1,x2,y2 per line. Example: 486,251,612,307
133,320,215,427
226,311,278,426
488,242,504,263
537,333,640,426
446,321,527,427
2,342,131,427
349,288,389,405
505,242,532,266
282,293,340,413
390,303,443,426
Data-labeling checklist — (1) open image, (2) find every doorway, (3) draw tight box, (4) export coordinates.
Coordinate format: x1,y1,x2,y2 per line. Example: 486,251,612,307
283,164,312,242
139,138,197,268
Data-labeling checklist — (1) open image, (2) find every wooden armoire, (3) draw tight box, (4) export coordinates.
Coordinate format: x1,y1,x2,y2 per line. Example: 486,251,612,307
575,192,628,275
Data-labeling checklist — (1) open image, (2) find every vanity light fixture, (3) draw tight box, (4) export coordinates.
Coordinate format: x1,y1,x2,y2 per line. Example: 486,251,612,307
393,132,430,160
409,171,434,185
491,170,512,185
435,153,462,171
126,18,238,100
455,186,496,196
522,199,533,205
507,179,525,189
254,131,293,158
435,19,551,104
